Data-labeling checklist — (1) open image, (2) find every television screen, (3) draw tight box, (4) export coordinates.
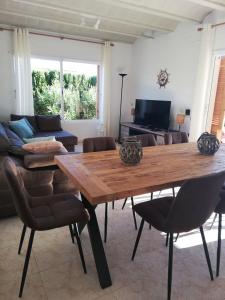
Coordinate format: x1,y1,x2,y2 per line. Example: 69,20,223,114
134,99,171,130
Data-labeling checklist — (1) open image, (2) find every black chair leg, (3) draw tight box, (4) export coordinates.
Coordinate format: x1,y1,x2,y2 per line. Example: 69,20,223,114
122,198,127,210
175,233,179,242
19,229,35,298
166,233,169,247
168,233,174,300
74,223,87,274
172,187,175,198
18,224,27,255
131,218,144,261
216,213,222,277
150,192,153,200
112,201,115,209
69,224,75,244
104,202,108,243
131,196,138,230
199,226,214,281
210,213,218,230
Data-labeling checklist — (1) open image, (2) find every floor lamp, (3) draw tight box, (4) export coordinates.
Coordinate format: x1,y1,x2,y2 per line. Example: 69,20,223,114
118,73,127,143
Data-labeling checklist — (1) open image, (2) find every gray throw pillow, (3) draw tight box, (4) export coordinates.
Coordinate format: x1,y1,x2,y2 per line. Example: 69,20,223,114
0,123,10,152
4,124,28,156
36,115,62,132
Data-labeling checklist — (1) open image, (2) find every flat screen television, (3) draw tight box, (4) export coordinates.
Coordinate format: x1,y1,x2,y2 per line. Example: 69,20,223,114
134,99,171,130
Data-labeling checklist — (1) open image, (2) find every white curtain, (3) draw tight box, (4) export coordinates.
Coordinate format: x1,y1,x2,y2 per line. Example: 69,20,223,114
99,41,111,136
189,25,215,141
14,28,34,115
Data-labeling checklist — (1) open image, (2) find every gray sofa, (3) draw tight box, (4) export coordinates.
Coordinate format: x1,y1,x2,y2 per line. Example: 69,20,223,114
10,114,78,152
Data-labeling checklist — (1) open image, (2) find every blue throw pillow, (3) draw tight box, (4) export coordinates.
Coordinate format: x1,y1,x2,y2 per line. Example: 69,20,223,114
9,118,34,139
23,118,35,133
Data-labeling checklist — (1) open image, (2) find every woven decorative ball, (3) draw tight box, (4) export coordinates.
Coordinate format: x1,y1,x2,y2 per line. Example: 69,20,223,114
197,132,220,155
119,137,143,165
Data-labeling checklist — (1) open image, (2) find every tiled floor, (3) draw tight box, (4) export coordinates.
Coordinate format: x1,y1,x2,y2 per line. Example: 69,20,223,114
1,191,225,300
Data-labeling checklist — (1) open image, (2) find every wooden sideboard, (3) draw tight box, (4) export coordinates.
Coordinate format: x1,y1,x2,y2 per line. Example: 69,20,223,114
120,122,177,144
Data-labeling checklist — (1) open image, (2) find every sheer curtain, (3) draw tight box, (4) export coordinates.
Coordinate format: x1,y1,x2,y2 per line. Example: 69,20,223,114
14,28,34,115
98,41,111,136
189,25,215,141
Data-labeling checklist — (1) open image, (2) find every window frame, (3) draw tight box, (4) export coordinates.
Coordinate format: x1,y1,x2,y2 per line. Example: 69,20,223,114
31,55,101,120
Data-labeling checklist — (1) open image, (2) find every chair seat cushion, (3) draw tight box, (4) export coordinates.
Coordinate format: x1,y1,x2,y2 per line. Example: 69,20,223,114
134,196,174,232
30,193,89,231
215,190,225,214
33,130,77,146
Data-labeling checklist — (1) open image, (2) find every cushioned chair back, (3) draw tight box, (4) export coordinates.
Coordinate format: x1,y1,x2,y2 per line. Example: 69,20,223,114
165,171,225,232
164,132,188,145
83,137,116,153
3,158,35,228
135,134,157,147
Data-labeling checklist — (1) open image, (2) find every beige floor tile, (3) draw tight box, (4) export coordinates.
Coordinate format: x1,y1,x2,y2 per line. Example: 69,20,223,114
0,272,47,300
1,203,225,299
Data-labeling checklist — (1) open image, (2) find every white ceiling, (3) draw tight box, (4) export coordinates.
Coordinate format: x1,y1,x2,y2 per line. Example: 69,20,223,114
0,0,224,43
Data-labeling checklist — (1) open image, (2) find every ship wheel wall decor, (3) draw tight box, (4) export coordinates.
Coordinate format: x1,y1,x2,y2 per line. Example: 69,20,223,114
157,69,169,88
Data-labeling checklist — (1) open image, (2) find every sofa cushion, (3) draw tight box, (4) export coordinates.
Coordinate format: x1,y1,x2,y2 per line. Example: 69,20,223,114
11,114,38,132
36,115,62,132
24,152,69,169
0,123,10,152
22,141,67,154
33,130,77,146
9,118,34,139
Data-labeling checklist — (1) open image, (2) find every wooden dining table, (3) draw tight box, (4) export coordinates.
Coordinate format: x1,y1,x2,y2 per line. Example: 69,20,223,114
55,142,225,289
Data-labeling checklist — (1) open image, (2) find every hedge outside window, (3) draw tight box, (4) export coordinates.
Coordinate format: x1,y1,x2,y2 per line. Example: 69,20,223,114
31,58,99,120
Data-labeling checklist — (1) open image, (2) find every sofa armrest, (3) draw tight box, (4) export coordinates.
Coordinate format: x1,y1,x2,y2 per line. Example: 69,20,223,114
24,152,74,169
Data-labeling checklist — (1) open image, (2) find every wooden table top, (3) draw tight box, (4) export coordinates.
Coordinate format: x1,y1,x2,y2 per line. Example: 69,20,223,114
55,143,225,205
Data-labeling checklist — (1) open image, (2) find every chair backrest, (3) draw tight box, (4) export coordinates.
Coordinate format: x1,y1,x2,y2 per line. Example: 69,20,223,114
2,158,35,228
165,171,225,232
83,137,116,153
164,132,188,145
134,134,157,147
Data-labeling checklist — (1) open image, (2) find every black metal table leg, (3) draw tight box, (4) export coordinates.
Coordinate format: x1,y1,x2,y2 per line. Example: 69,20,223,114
81,194,112,289
78,219,87,234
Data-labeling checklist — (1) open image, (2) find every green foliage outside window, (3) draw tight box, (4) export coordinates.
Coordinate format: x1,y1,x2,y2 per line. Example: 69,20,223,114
32,70,97,120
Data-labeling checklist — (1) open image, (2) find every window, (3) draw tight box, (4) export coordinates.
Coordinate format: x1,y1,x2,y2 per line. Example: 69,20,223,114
31,58,99,120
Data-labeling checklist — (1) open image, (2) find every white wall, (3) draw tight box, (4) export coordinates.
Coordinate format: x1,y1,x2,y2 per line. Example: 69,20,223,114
131,23,201,130
0,31,132,140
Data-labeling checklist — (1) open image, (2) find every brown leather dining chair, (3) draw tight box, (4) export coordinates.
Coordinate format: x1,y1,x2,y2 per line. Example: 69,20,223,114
162,131,189,209
83,136,116,243
131,171,225,300
121,134,157,229
164,131,188,145
214,190,225,277
3,158,89,298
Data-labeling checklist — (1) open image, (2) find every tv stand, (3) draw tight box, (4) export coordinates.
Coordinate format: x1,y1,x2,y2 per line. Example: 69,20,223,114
120,122,177,144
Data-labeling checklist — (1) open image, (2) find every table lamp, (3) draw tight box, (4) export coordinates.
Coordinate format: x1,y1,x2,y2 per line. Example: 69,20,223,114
176,114,185,131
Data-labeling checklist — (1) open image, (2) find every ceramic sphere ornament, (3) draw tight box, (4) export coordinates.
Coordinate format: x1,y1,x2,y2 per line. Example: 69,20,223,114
197,132,220,155
120,137,143,165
